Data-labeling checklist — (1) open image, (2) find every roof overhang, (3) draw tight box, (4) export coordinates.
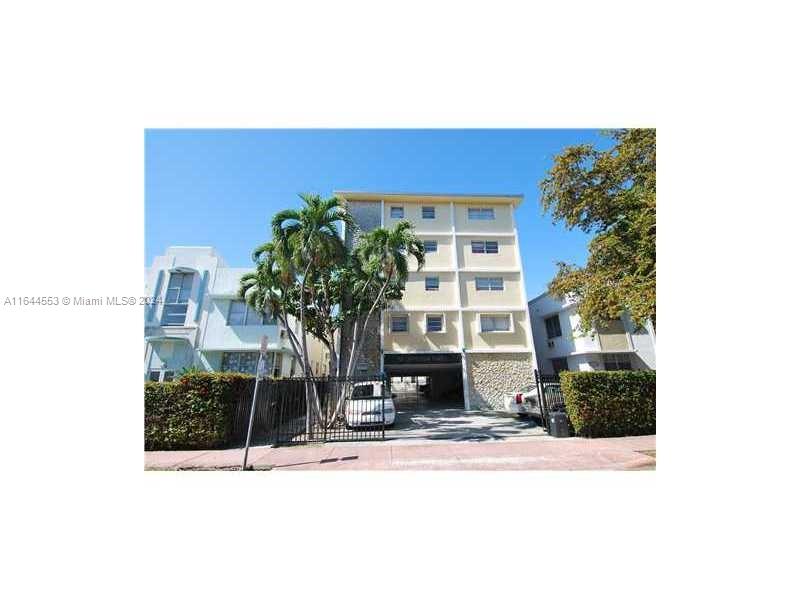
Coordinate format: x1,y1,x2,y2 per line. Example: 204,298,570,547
334,190,523,207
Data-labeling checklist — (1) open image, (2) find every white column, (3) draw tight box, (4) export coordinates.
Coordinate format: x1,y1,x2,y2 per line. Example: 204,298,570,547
451,201,470,409
510,203,539,377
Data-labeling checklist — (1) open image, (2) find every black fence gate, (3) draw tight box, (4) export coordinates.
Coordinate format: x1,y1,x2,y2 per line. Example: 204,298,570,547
534,370,569,435
231,374,388,447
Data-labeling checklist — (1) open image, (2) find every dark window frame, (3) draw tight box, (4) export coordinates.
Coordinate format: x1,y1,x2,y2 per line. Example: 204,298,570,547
423,240,438,253
426,314,444,333
545,315,562,339
390,315,409,332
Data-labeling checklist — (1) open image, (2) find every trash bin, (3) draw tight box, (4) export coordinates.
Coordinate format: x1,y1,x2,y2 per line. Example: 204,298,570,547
548,412,572,437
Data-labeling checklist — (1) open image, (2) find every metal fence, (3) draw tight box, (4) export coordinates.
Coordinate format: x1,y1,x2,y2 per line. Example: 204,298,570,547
534,370,569,434
231,374,388,447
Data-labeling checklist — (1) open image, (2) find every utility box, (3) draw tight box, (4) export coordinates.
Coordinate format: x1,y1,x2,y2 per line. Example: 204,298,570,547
548,412,572,437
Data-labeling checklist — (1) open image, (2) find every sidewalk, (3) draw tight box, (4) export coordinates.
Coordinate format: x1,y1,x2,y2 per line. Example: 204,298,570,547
145,434,656,471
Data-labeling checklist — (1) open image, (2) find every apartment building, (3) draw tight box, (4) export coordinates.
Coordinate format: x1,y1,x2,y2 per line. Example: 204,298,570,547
528,292,656,374
143,246,329,382
337,191,537,411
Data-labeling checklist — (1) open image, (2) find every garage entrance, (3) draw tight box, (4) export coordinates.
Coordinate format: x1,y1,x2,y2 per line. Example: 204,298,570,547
384,352,464,410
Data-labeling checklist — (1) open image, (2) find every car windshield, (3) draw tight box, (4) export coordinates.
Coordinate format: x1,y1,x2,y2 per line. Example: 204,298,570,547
352,384,381,398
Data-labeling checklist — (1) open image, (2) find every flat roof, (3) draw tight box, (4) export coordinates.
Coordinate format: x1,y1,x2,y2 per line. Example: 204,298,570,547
334,190,524,206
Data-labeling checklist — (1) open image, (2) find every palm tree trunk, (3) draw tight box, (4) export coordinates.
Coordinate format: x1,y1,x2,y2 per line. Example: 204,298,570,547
331,273,393,418
346,275,391,380
329,315,361,424
278,313,303,365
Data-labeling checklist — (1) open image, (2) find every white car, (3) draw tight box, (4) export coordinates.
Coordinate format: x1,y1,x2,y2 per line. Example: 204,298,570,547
503,384,541,417
345,381,396,427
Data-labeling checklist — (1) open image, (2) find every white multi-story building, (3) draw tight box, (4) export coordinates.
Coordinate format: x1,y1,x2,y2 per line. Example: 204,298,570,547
143,246,329,382
338,191,538,411
528,292,656,374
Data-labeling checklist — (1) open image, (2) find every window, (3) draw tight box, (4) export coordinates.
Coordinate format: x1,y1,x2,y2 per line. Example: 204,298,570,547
480,314,510,332
423,240,438,253
227,300,246,325
545,315,562,339
161,271,194,325
551,358,569,374
148,370,160,382
272,352,283,378
162,371,175,382
425,276,439,291
390,206,404,218
475,276,504,291
426,314,444,333
221,351,260,374
421,206,436,219
603,353,633,371
227,300,275,325
468,207,495,220
391,315,409,332
471,240,499,254
353,383,382,398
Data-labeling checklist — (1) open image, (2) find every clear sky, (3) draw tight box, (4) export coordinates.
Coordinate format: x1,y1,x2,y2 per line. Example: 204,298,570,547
145,129,611,299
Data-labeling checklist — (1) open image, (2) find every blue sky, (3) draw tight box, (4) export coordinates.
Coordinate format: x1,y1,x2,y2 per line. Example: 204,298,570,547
145,129,611,299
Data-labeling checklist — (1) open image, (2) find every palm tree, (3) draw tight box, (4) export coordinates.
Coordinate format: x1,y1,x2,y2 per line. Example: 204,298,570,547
269,194,355,429
271,194,354,380
335,221,425,414
238,242,305,364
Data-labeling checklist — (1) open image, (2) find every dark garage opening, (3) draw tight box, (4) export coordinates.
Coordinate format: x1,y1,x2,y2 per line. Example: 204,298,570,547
384,353,464,410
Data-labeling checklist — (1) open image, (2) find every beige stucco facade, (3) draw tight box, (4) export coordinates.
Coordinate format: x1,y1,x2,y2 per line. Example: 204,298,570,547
338,191,537,410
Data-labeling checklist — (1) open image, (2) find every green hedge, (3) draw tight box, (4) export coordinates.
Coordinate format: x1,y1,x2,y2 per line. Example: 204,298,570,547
145,372,253,450
560,370,656,438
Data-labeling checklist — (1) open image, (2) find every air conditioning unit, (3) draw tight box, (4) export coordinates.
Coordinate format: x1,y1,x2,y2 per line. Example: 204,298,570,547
547,340,555,348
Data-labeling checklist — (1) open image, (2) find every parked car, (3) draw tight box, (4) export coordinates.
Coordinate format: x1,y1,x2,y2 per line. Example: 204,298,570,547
345,380,396,427
503,383,542,418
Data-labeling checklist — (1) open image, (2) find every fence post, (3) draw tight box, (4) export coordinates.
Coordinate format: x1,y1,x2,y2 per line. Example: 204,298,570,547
535,370,550,434
241,376,261,470
322,377,328,443
382,373,386,440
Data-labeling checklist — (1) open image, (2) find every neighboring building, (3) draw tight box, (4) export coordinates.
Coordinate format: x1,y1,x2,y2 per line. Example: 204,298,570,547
528,293,656,374
144,246,329,382
337,191,538,410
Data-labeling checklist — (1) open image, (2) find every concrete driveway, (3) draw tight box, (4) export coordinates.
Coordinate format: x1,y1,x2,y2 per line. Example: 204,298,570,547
387,407,547,444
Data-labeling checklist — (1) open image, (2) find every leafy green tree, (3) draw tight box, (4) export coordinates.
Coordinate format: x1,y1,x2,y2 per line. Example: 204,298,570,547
540,128,656,332
239,194,425,428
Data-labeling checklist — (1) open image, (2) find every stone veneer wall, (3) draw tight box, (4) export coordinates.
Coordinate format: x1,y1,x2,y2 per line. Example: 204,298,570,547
339,200,383,375
466,352,535,410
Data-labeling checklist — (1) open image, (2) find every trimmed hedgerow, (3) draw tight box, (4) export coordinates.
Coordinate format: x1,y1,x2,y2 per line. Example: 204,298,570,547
144,372,253,450
560,370,656,438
